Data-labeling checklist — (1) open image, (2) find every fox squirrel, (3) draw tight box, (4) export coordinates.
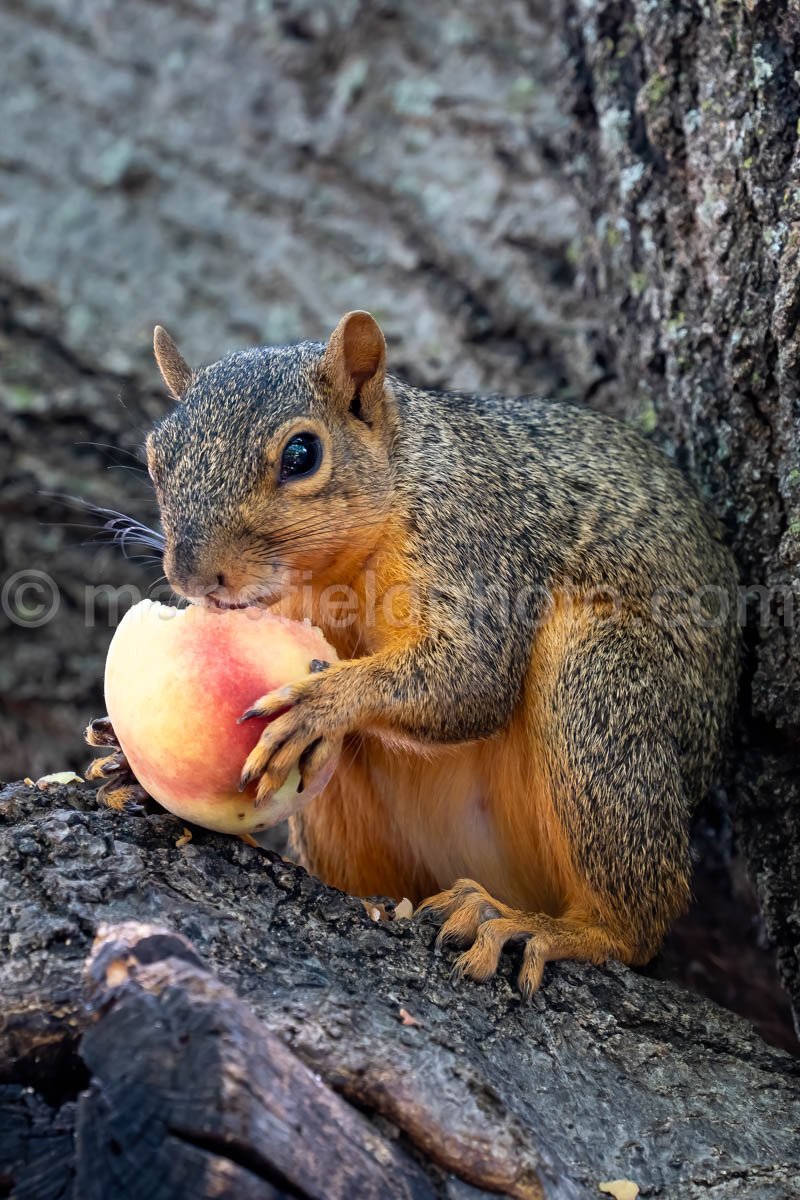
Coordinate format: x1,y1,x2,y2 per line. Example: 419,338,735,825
89,311,739,994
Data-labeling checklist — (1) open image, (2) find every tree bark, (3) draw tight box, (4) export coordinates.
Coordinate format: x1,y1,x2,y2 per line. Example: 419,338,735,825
2,780,800,1200
561,0,800,1027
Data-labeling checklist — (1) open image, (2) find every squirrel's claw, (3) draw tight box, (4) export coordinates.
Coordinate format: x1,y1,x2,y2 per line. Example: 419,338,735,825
248,734,341,805
417,878,617,998
254,767,291,806
297,735,340,794
84,715,121,749
239,676,342,803
85,714,128,783
238,686,294,724
241,705,307,799
96,779,150,813
85,751,129,781
417,880,502,946
84,713,152,814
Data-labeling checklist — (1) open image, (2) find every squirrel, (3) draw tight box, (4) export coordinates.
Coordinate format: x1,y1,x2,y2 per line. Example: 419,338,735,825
88,311,739,994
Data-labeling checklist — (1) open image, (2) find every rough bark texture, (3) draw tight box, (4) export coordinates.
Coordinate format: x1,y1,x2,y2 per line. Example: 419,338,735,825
2,780,800,1200
561,0,800,1026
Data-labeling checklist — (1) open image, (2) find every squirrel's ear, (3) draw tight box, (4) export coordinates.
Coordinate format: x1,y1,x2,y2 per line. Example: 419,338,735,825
153,325,193,401
320,311,387,417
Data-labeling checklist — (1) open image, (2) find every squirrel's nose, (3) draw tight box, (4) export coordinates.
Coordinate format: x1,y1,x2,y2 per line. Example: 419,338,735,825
164,533,229,599
193,578,220,596
204,574,228,597
168,574,224,600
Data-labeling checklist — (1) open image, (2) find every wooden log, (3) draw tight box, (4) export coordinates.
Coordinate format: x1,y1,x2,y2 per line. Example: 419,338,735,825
2,780,799,1199
73,923,440,1200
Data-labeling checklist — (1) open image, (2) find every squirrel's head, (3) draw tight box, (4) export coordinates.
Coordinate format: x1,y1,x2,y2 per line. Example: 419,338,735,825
146,311,397,608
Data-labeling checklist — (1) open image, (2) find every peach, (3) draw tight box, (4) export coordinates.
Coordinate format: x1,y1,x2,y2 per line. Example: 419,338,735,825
104,599,338,834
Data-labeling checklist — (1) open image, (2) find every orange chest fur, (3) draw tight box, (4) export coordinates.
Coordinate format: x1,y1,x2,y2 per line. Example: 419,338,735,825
301,711,579,919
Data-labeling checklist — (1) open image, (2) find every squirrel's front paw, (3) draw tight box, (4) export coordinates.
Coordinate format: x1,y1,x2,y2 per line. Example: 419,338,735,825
84,716,150,812
238,669,343,805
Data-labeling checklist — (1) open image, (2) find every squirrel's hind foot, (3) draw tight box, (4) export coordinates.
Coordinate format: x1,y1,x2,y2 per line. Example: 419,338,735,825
418,878,625,996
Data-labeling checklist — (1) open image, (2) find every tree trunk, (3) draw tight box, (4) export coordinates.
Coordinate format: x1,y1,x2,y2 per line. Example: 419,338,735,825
561,0,800,1027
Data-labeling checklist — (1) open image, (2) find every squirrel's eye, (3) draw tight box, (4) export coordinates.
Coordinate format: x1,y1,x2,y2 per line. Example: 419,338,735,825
280,432,322,481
